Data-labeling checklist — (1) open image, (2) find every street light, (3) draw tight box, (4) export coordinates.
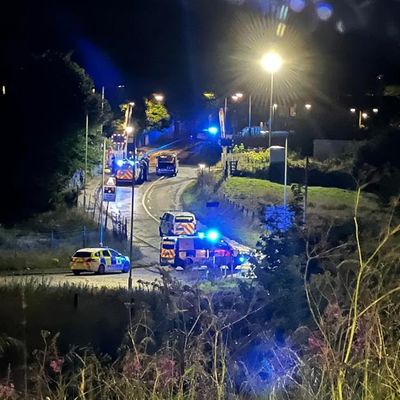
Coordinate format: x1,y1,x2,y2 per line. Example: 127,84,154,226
350,108,369,128
261,51,283,147
305,103,312,111
125,126,134,134
125,101,136,290
373,108,379,114
154,93,164,102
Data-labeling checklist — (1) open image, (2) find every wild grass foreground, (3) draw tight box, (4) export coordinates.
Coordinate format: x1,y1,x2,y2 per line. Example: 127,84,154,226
0,196,399,399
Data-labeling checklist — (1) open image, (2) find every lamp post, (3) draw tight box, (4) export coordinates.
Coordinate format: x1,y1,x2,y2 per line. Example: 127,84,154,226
350,108,374,129
83,114,89,211
260,51,283,147
153,93,164,103
99,86,106,247
126,102,136,290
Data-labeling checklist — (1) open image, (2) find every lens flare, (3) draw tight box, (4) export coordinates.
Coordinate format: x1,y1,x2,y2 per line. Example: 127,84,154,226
289,0,306,13
316,2,333,21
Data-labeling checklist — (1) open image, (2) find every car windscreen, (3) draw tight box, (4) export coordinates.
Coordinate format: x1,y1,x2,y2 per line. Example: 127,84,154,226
73,251,92,258
158,161,174,167
175,216,194,223
162,241,175,249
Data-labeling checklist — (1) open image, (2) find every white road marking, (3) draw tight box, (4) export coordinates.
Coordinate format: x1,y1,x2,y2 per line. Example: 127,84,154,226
142,176,164,222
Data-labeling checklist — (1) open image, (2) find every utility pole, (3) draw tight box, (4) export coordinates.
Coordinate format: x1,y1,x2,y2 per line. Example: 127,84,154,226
268,73,274,148
127,102,135,290
83,113,89,211
248,95,252,130
303,156,309,225
283,135,288,208
99,87,106,247
99,137,106,247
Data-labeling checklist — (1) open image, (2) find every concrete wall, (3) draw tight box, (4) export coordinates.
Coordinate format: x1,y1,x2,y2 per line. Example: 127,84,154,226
313,139,361,160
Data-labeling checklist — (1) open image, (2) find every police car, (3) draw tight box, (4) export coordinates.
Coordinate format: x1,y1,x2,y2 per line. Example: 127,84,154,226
70,247,130,275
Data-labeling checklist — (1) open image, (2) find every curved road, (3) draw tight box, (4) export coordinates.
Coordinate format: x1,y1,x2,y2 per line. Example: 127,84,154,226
1,164,198,289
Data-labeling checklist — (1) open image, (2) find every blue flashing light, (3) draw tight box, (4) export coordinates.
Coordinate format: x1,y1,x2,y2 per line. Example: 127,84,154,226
198,232,205,239
116,160,124,167
208,126,219,135
206,229,220,242
239,256,245,263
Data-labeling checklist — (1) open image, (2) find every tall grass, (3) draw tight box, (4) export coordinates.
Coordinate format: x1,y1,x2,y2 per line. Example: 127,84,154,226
0,196,399,399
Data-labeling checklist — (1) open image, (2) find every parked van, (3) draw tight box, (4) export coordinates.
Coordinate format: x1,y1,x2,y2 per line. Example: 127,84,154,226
159,211,197,237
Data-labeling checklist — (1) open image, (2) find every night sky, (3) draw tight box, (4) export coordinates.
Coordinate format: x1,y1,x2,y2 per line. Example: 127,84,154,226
2,0,400,114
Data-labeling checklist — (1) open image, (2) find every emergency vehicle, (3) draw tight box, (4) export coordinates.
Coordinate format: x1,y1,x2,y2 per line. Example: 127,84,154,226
159,235,237,269
156,153,179,176
115,159,142,185
159,211,197,237
70,247,130,275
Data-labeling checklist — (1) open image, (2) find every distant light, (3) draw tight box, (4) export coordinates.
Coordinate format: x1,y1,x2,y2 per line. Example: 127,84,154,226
289,0,306,13
350,108,356,113
203,91,216,100
129,102,135,107
125,126,134,134
362,112,368,119
273,103,278,109
235,92,243,99
208,126,218,135
261,52,283,73
305,103,312,110
117,160,124,167
372,108,379,114
198,232,205,239
198,163,206,169
316,2,333,21
154,93,164,102
231,95,239,102
206,229,220,242
91,88,96,93
2,85,6,95
117,84,125,88
336,20,345,34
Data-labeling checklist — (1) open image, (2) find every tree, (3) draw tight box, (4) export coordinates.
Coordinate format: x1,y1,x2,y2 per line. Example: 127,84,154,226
144,98,170,130
0,52,108,223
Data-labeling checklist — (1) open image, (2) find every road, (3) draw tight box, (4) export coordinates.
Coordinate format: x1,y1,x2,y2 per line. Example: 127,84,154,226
1,145,200,289
1,140,251,289
110,165,198,265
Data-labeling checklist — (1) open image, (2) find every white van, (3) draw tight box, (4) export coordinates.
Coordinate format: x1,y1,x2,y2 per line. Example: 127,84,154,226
159,211,197,237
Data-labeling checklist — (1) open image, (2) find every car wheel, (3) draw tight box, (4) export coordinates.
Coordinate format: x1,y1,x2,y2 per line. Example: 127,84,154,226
73,271,81,276
122,262,130,273
97,264,105,275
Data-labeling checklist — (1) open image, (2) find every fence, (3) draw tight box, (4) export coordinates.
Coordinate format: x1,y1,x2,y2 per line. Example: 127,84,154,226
83,186,128,242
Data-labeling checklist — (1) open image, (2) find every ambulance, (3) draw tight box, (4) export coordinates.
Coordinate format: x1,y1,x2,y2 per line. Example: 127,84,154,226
159,211,197,237
159,235,237,269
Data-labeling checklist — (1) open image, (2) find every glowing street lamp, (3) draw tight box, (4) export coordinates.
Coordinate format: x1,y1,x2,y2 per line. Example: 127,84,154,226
154,93,164,102
350,108,356,113
125,126,134,134
261,51,283,147
372,108,379,114
305,103,312,111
